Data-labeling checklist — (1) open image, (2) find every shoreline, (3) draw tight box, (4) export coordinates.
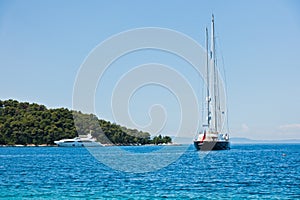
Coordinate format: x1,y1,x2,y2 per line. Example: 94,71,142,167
0,144,57,147
0,143,182,147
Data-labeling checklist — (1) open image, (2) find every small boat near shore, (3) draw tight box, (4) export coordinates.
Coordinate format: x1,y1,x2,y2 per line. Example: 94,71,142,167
54,134,102,147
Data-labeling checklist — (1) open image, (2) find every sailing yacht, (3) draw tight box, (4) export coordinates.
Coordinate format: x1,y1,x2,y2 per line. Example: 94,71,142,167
194,15,230,151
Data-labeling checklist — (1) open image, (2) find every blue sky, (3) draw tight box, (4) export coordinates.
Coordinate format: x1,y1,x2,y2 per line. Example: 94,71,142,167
0,0,300,140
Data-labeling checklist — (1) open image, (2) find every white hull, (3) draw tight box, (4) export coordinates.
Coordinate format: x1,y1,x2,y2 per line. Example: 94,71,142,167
54,134,102,147
55,141,102,147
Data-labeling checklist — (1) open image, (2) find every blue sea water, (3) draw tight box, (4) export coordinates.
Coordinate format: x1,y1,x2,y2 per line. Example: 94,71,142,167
0,144,299,199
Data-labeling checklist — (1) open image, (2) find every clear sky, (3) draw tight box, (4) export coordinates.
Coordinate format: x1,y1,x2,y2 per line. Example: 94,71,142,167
0,0,300,140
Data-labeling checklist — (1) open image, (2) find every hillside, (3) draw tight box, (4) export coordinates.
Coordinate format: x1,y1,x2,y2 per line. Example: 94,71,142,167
0,99,171,146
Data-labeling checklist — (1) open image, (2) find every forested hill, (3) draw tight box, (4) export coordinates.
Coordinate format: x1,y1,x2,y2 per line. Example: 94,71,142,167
0,99,171,146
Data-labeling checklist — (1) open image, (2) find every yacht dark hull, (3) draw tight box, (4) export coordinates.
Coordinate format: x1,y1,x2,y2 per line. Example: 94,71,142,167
194,141,230,151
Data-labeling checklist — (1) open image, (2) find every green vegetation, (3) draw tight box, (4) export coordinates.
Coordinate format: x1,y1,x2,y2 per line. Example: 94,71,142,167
152,135,172,145
0,99,172,146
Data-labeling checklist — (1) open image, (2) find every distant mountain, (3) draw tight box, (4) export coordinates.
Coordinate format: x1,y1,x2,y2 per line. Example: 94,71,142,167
231,137,300,144
170,137,300,145
230,137,256,143
172,136,193,144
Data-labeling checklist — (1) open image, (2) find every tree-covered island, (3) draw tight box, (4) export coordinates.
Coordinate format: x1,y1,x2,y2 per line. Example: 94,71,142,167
0,99,172,146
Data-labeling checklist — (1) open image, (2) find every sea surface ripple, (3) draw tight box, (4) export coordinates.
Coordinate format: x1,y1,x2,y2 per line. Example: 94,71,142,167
0,144,299,199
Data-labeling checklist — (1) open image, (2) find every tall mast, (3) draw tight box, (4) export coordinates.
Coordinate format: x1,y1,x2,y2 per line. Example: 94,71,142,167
206,28,210,128
211,14,218,132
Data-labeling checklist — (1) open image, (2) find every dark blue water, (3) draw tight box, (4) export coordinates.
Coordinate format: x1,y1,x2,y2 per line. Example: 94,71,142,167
0,144,299,199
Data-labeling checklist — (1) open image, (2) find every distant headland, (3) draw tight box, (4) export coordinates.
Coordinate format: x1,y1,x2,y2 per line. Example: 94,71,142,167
230,137,300,144
0,99,172,146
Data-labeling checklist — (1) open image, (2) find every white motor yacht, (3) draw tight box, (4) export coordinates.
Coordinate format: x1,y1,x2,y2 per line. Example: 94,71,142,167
54,134,102,147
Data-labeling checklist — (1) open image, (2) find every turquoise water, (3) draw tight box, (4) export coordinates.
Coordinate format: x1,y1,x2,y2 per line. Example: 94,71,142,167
0,144,299,199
